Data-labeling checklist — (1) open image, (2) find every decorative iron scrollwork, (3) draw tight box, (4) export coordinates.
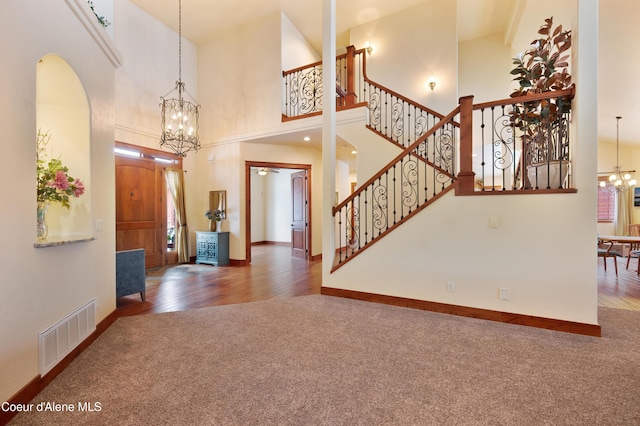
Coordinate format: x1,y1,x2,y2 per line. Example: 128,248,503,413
401,158,418,209
289,67,323,115
372,183,388,232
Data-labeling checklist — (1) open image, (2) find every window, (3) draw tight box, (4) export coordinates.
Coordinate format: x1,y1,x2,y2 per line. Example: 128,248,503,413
598,179,615,222
167,185,176,249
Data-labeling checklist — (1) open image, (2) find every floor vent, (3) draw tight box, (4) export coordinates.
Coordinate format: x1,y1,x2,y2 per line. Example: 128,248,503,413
39,299,96,375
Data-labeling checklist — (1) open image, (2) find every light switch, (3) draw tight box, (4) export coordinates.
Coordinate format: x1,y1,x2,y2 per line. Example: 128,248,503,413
489,216,500,228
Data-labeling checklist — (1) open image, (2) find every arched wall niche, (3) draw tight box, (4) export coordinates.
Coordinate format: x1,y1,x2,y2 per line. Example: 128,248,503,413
36,54,92,240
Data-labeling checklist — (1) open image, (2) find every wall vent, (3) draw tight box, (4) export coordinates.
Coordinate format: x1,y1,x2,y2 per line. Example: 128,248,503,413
39,299,96,375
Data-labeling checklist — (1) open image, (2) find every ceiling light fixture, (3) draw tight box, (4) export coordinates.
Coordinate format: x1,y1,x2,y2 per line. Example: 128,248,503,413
600,116,636,193
160,0,200,157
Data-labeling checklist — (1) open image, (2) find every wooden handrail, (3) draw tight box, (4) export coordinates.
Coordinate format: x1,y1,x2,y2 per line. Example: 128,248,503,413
282,52,349,77
472,87,575,111
362,70,449,123
333,105,460,215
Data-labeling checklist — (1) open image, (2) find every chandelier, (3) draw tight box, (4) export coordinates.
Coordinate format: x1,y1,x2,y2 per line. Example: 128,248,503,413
160,0,200,157
600,116,636,193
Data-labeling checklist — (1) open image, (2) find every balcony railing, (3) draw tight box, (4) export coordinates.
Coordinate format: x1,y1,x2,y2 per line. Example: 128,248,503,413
283,50,576,270
332,108,459,270
456,88,575,195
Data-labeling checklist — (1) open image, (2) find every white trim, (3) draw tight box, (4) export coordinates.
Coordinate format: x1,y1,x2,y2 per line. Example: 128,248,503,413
64,0,123,68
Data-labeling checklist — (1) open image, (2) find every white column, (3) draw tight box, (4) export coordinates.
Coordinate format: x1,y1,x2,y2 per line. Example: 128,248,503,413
576,0,600,319
322,0,336,278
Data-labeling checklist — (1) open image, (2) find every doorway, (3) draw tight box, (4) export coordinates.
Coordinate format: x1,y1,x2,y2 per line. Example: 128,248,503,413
115,142,182,268
245,161,312,263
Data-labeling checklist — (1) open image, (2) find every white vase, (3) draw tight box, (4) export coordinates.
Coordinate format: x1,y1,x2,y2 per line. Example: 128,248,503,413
526,160,571,189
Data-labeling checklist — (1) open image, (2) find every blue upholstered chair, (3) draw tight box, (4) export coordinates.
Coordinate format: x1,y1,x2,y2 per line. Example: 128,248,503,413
116,249,146,301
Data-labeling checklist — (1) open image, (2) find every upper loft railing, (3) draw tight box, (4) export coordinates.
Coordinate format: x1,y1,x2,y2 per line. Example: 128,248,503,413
282,46,446,150
282,46,367,119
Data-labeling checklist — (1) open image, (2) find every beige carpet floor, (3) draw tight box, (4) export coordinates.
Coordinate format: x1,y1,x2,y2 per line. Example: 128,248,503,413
9,295,640,425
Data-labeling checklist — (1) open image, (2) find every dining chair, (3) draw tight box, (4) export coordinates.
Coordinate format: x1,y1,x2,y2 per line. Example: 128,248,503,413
626,224,640,273
598,239,618,275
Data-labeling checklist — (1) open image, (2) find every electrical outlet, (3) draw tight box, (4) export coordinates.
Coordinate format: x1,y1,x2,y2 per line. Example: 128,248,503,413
95,219,104,231
499,288,510,300
447,282,455,292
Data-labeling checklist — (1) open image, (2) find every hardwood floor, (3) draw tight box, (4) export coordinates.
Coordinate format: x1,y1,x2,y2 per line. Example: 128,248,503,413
598,254,640,311
117,246,640,317
116,244,322,317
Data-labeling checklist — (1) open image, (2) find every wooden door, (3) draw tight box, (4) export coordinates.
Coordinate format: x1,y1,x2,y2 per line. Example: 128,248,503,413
291,170,307,259
115,155,163,268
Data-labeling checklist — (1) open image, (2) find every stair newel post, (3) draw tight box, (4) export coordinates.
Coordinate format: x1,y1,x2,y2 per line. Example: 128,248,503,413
345,45,357,107
456,95,475,195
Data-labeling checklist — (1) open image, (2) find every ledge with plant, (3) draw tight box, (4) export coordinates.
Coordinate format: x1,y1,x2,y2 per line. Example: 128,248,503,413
509,16,574,189
36,130,86,242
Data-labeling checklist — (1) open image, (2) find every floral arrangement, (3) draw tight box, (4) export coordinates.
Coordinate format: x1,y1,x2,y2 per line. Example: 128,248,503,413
37,130,85,208
205,209,223,221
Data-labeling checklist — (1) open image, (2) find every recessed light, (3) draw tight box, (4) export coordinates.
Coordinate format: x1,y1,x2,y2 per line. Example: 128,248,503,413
351,150,357,154
303,136,310,141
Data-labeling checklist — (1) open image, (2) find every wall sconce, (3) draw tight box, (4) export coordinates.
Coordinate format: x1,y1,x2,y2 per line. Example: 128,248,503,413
428,76,436,91
365,41,373,55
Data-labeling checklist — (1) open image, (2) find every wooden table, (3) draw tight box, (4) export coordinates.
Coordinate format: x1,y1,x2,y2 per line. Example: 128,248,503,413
599,235,640,245
599,235,640,275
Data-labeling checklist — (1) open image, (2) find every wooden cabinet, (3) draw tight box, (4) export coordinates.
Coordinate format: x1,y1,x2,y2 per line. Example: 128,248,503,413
195,232,229,266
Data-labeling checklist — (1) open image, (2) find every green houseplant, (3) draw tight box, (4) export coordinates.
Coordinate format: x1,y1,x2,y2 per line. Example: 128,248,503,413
509,17,573,189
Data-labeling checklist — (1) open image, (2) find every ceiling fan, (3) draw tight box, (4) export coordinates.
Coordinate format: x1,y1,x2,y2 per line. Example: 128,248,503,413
255,167,280,176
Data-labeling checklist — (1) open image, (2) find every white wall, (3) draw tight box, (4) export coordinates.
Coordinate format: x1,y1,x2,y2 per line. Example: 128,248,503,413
0,0,120,402
459,33,512,103
323,0,599,326
250,169,298,244
349,0,458,115
113,0,198,149
281,12,320,71
198,13,283,141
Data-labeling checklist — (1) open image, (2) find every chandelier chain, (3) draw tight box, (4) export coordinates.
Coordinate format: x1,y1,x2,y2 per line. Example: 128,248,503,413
159,0,201,157
178,0,182,84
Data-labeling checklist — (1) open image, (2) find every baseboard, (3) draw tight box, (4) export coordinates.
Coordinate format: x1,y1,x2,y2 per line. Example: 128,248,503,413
0,309,119,426
321,287,601,337
251,241,290,246
229,259,248,266
309,253,322,261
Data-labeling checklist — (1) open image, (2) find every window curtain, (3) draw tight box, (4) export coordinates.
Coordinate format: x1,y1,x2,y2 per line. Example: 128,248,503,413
166,169,189,263
614,189,633,235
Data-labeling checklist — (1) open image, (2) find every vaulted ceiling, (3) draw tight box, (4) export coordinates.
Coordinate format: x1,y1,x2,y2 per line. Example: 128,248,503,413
129,0,640,148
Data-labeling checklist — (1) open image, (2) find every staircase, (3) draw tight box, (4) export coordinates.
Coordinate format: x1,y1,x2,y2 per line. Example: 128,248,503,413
282,46,575,272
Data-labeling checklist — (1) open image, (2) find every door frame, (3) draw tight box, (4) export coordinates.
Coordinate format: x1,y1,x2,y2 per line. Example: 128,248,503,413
245,161,312,263
115,141,183,267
